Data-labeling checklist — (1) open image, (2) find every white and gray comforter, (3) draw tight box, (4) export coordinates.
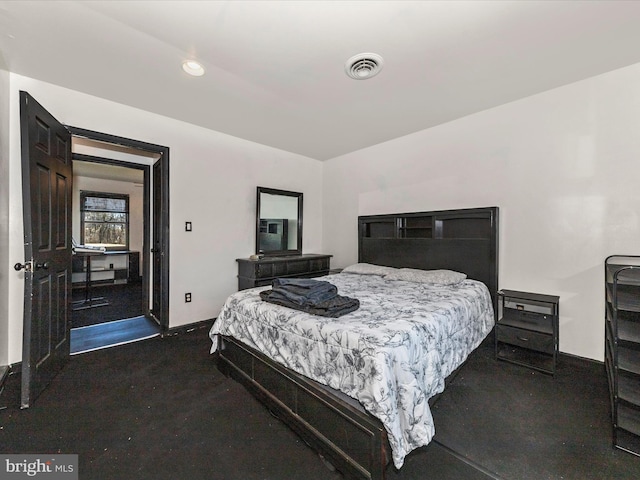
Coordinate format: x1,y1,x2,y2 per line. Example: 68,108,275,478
209,272,494,469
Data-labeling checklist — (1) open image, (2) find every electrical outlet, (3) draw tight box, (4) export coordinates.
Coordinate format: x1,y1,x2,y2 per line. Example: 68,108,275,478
185,292,192,303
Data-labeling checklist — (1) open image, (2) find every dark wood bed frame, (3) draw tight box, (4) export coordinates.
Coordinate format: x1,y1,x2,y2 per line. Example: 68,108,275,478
215,207,499,480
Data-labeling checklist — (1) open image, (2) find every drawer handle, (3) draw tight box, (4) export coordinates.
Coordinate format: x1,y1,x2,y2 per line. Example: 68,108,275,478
517,336,529,342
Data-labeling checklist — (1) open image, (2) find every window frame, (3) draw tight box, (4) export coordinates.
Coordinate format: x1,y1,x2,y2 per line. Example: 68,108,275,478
80,190,130,250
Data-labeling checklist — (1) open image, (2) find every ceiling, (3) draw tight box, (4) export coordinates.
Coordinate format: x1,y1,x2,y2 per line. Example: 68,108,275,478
2,1,640,161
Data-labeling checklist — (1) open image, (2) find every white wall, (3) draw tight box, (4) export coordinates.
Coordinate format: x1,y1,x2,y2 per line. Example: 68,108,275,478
6,74,324,364
9,61,640,364
0,56,10,366
323,62,640,362
72,176,145,255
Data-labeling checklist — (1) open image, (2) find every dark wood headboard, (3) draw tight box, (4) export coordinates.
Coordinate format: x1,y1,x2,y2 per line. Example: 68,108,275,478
358,207,499,314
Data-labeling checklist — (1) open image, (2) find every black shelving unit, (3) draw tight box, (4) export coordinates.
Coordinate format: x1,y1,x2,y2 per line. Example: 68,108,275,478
605,255,640,456
495,289,559,375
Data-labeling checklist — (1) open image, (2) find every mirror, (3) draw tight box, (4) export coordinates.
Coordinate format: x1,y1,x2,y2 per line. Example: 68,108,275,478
256,187,303,256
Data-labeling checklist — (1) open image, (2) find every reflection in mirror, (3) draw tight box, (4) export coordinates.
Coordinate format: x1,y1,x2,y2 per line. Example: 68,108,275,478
256,187,303,256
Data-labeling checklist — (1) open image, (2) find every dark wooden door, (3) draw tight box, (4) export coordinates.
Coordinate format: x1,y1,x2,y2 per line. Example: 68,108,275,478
18,91,72,408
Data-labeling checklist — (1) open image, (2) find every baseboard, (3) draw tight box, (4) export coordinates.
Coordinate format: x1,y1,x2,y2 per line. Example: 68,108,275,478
558,350,603,366
164,318,214,337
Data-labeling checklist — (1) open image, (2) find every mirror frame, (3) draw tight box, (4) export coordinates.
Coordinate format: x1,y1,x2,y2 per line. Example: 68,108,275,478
256,186,303,257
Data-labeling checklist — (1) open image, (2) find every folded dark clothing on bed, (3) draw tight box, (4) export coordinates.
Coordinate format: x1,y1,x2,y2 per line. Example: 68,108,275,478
259,289,360,318
269,278,338,307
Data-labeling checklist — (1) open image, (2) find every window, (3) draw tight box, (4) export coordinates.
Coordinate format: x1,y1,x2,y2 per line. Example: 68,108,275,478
80,191,129,249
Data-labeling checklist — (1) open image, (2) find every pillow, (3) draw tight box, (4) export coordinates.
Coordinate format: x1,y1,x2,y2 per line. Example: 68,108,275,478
384,268,467,285
341,263,398,276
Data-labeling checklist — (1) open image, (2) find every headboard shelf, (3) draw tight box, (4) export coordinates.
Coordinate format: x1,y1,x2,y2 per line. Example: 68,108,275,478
358,207,499,314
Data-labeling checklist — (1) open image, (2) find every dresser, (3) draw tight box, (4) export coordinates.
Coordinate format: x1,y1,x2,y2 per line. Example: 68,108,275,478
236,254,332,290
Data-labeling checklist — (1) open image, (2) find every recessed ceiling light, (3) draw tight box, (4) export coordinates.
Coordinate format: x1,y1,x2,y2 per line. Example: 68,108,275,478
182,60,205,77
345,53,384,80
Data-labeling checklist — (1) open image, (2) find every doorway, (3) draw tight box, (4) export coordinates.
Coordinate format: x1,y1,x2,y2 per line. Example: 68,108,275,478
69,157,155,353
66,133,169,353
67,127,170,332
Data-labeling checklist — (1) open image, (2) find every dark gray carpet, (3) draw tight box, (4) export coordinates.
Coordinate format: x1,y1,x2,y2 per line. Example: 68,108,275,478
431,340,640,480
71,282,143,328
1,327,638,479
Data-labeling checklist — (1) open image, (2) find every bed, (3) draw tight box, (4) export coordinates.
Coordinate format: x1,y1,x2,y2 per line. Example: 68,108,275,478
210,207,499,479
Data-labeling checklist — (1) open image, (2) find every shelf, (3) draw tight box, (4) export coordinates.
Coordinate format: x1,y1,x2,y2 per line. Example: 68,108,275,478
619,318,640,345
360,211,496,242
398,227,432,239
618,402,640,437
619,372,640,406
434,216,492,239
401,217,432,228
496,343,555,375
607,264,640,287
619,346,640,376
615,428,640,457
609,286,640,313
363,220,396,239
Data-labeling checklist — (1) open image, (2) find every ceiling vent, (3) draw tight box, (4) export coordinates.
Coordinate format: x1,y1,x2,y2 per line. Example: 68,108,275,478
345,53,384,80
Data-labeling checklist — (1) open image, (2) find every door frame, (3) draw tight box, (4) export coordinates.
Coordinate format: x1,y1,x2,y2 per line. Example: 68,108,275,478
67,126,170,331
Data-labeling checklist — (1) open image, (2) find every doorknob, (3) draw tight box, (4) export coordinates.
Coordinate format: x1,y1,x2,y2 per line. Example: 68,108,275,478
35,262,49,270
14,262,32,272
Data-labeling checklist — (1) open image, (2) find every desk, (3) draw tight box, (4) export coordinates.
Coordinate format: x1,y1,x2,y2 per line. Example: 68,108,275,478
71,251,110,311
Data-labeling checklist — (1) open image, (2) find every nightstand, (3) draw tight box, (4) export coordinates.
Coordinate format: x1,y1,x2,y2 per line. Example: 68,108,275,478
495,289,559,375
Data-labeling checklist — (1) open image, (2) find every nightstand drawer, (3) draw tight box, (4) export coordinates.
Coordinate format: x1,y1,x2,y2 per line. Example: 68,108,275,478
496,324,554,354
504,299,554,315
500,309,553,334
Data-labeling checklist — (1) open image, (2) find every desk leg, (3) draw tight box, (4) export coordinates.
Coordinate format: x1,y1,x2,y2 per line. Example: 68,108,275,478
84,254,92,302
72,254,109,311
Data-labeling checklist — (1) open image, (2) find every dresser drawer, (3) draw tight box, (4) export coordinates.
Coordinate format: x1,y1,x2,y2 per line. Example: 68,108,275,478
310,257,330,272
496,324,554,354
239,261,285,279
270,262,288,277
287,259,312,275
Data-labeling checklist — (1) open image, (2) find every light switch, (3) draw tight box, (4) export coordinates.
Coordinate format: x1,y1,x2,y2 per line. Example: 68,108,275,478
185,221,192,232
